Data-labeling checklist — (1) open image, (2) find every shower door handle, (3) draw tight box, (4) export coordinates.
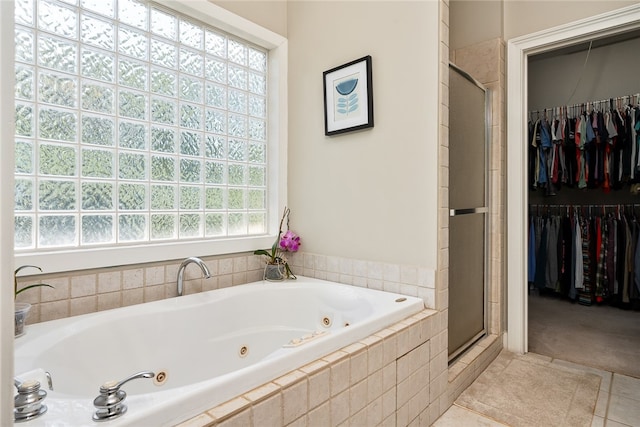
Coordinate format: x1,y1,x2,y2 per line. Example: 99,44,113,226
450,207,488,217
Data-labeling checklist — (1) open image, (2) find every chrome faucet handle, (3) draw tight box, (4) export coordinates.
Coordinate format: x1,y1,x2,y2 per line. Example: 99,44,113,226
92,371,155,422
14,378,48,423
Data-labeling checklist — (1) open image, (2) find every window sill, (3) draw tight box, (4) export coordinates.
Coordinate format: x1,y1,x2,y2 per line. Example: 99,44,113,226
16,235,277,274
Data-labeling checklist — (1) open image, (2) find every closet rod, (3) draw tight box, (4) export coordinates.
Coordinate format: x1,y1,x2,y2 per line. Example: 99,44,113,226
529,93,640,117
529,204,640,208
529,204,640,215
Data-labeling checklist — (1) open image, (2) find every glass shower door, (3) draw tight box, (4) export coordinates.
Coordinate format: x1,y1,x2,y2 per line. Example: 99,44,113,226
448,63,489,361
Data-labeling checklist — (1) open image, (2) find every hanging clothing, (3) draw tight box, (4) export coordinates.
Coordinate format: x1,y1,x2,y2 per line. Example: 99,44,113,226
528,206,640,308
528,105,640,194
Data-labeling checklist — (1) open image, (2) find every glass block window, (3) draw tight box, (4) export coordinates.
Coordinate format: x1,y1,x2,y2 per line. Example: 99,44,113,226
14,0,268,250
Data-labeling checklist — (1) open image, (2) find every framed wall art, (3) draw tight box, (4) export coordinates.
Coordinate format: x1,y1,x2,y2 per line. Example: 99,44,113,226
323,55,374,136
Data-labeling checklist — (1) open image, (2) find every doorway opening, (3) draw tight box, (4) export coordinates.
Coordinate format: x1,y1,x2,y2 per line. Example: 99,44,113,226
506,4,640,355
525,32,640,377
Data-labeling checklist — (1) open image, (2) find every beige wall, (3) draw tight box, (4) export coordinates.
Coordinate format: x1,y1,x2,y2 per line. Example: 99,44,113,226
449,0,503,50
504,0,639,40
212,0,287,37
450,0,638,49
210,1,441,268
287,1,441,267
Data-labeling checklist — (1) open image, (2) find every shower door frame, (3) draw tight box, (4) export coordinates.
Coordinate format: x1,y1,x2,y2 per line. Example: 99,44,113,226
448,62,491,362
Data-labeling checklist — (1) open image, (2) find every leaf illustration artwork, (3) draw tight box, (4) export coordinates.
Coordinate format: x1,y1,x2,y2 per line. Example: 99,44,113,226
334,75,359,119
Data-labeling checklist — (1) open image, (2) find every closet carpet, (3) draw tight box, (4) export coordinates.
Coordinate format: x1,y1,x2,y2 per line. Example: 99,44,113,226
528,292,640,379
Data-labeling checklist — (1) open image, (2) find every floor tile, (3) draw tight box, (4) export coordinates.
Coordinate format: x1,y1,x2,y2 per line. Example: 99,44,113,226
607,394,640,427
520,352,552,364
593,391,609,418
443,350,640,427
455,351,600,427
611,373,640,401
433,405,508,427
551,358,613,392
605,420,635,427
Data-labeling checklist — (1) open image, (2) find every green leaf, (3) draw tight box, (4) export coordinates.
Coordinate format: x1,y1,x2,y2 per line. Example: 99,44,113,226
270,238,279,258
14,265,42,276
284,262,297,280
15,283,54,296
14,265,53,299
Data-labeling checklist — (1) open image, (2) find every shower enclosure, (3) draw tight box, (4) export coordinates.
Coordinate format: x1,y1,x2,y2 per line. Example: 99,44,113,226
448,63,490,361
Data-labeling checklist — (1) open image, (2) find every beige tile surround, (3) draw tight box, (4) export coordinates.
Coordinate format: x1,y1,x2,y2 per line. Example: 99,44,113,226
178,309,448,427
15,251,455,425
15,248,505,426
15,251,438,326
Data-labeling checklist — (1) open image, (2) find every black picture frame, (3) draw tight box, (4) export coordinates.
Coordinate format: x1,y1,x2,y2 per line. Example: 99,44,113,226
323,55,374,136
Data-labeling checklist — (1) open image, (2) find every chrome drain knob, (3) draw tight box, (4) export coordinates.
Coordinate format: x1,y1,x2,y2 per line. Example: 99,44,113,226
14,379,48,423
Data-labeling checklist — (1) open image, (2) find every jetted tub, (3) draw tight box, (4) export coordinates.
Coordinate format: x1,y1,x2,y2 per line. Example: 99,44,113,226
14,276,425,426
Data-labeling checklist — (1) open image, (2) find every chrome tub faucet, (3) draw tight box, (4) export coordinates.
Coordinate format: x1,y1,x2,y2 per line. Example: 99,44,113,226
177,257,211,296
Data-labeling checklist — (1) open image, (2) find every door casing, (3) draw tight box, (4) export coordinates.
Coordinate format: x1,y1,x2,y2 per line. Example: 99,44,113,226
506,4,640,354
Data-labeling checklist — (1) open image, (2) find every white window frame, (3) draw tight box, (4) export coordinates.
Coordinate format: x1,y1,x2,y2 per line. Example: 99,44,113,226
13,0,288,274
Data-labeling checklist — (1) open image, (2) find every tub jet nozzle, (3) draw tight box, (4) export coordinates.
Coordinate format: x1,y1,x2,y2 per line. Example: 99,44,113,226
153,370,168,386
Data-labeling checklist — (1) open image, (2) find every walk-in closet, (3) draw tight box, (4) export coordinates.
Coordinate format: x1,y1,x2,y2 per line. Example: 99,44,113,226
527,32,640,378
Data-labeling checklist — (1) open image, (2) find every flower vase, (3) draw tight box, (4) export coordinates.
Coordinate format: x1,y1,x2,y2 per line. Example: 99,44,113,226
264,263,285,281
15,303,31,337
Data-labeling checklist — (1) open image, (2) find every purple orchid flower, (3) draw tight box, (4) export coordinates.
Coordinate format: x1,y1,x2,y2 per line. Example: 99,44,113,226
279,230,301,252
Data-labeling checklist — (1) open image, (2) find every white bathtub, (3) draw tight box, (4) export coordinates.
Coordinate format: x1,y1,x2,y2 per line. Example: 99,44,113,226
14,276,425,426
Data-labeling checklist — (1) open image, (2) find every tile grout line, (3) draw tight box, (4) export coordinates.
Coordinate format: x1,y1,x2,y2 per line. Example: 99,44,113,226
451,403,510,426
548,355,615,427
603,372,613,426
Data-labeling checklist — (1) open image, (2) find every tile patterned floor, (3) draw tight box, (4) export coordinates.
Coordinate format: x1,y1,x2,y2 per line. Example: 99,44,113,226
434,352,640,427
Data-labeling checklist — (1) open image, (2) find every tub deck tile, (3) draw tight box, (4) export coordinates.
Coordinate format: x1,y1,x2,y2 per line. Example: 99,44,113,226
215,408,251,427
177,309,439,427
274,369,306,388
350,348,369,383
398,323,423,355
299,358,329,375
250,392,283,426
321,349,349,364
342,342,366,355
359,334,383,347
177,413,215,427
330,358,351,396
373,328,395,339
307,369,331,409
282,378,308,424
367,341,384,374
382,334,398,365
243,382,280,402
207,396,251,422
